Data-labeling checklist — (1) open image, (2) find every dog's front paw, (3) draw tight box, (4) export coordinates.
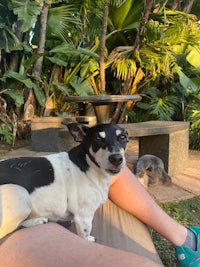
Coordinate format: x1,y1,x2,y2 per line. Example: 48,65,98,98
22,217,49,227
86,235,95,242
37,217,49,224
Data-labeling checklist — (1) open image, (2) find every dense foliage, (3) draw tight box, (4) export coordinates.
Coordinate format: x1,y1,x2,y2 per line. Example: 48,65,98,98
0,0,200,149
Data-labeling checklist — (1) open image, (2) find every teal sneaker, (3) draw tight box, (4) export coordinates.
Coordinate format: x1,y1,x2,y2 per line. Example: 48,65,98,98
175,226,200,267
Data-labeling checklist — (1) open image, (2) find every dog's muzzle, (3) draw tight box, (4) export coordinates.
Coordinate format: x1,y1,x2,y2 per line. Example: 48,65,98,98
109,154,123,166
106,154,124,174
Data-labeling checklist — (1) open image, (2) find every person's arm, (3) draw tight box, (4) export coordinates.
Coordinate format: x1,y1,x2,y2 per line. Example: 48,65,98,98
109,166,187,246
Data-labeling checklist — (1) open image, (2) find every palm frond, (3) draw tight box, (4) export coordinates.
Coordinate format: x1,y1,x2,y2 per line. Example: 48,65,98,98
109,0,127,8
47,5,81,43
111,58,137,80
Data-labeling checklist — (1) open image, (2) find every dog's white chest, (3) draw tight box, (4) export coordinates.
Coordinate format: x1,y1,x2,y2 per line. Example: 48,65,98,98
66,165,111,216
28,153,111,221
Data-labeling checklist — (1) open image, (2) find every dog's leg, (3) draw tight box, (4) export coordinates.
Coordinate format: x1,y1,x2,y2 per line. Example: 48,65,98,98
21,217,49,227
161,170,172,185
0,184,31,239
74,215,95,242
148,168,160,185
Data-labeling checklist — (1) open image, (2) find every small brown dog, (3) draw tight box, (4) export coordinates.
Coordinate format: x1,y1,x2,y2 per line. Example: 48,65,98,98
134,154,172,188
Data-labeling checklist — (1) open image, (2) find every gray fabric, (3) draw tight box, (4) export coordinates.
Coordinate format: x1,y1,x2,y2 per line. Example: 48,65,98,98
70,200,163,265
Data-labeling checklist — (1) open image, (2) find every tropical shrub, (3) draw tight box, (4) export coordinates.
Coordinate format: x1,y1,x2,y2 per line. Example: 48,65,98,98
185,81,200,150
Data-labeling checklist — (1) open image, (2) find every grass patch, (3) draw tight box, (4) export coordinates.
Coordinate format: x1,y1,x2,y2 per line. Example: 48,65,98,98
151,195,200,267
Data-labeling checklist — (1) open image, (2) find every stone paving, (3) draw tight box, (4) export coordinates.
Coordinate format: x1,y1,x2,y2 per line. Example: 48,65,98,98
1,139,200,203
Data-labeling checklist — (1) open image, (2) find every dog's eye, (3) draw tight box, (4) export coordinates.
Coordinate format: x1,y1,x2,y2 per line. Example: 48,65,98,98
119,134,127,141
96,136,105,142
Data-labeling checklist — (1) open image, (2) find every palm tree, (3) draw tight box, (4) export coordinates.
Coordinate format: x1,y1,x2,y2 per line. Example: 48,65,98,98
32,0,49,81
99,0,109,93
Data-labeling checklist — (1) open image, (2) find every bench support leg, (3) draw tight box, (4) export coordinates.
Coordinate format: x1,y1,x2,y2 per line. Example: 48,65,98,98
139,129,189,176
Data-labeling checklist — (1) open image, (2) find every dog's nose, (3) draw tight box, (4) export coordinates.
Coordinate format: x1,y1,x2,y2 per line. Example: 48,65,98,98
109,154,123,166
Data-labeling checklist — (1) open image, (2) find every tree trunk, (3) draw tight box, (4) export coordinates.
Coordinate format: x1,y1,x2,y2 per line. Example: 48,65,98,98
170,0,179,10
32,0,49,81
23,1,49,122
170,0,195,13
134,0,154,53
111,77,133,123
9,21,24,72
99,0,109,93
181,0,195,13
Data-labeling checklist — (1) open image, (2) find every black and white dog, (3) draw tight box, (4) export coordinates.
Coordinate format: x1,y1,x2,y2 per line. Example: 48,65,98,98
0,123,128,241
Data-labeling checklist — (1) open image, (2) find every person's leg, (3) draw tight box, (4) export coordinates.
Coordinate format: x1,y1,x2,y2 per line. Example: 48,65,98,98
109,166,187,246
109,166,200,267
0,223,162,267
109,167,200,267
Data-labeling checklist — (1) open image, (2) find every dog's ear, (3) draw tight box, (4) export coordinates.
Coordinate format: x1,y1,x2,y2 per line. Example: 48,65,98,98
67,123,89,142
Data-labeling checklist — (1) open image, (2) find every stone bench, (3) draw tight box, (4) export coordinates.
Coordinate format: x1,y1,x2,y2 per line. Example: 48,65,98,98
119,121,189,176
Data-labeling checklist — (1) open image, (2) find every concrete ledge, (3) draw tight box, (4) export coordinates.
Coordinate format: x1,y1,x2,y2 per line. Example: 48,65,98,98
119,121,189,137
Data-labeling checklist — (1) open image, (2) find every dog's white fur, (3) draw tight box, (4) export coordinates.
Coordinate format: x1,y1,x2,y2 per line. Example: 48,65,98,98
0,123,128,241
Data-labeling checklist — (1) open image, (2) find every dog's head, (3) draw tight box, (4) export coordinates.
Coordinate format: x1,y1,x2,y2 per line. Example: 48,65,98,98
67,123,129,175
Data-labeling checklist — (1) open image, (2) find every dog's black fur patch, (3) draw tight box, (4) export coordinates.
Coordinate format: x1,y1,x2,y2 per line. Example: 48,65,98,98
0,157,54,193
68,145,89,172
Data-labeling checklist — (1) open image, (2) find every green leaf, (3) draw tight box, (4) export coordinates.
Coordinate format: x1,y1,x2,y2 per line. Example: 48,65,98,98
174,68,198,93
50,43,76,54
149,95,178,120
77,47,99,59
4,89,24,107
109,0,142,30
1,70,33,88
0,23,22,52
0,123,12,144
145,87,161,98
32,83,46,107
52,82,71,95
46,56,68,67
186,47,200,68
23,53,46,70
69,76,94,96
136,102,150,110
11,0,42,32
50,43,99,59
